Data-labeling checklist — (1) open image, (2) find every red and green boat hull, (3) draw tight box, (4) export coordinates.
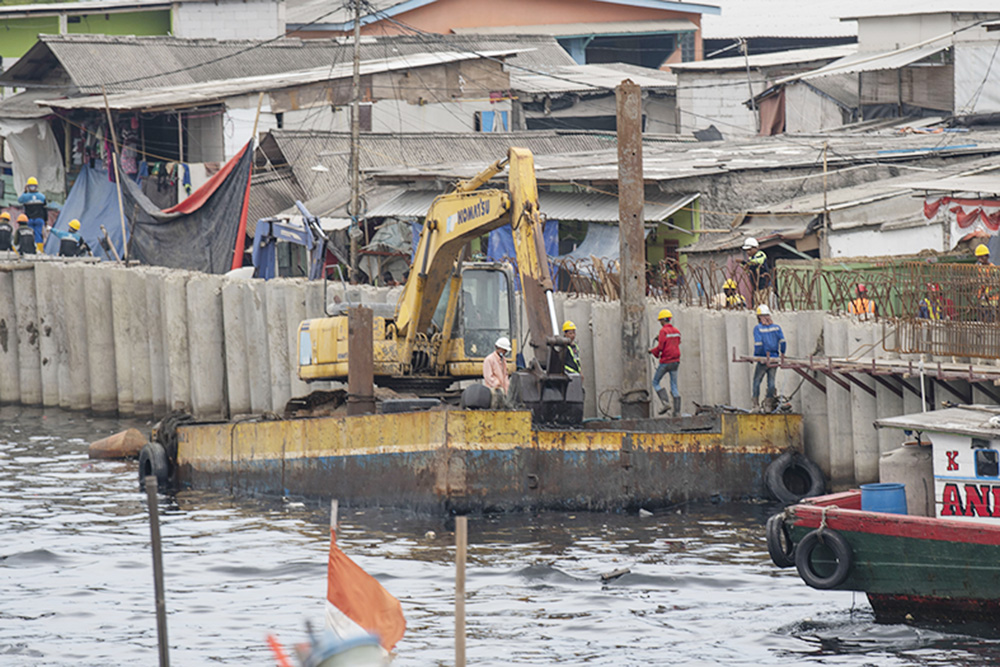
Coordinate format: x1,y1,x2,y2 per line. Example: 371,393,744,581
781,490,1000,623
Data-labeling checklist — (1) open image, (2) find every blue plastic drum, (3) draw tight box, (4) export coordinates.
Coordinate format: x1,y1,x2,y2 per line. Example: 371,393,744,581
860,482,907,514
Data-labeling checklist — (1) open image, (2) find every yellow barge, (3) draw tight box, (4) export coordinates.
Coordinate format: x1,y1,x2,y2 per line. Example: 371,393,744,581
157,408,803,512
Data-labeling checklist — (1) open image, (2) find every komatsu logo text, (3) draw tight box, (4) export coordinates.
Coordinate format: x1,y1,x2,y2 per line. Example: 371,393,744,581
446,198,490,233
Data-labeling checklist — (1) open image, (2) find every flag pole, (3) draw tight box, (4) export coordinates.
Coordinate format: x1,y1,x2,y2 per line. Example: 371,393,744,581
101,85,129,262
455,515,467,667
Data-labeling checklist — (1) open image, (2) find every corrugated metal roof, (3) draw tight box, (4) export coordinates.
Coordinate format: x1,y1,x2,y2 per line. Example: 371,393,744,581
511,62,675,94
2,33,574,94
906,173,1000,195
777,39,950,84
0,0,169,17
247,167,307,236
287,0,721,30
40,49,522,112
670,44,855,72
0,88,68,119
453,19,696,37
368,189,697,222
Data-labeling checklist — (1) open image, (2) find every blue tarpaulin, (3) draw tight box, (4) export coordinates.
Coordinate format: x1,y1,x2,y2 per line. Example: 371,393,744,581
45,164,122,260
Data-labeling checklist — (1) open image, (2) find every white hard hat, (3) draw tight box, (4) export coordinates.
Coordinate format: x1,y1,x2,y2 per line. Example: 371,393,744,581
742,237,759,250
756,304,771,316
495,336,512,352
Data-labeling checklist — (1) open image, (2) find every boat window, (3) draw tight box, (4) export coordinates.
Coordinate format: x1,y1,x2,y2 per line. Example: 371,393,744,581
975,449,999,478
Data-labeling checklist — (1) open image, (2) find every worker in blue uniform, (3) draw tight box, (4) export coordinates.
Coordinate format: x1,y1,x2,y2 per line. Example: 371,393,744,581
48,219,90,257
751,304,786,412
17,176,47,253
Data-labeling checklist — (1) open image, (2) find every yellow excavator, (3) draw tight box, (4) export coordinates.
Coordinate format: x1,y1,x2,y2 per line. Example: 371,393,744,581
297,147,583,424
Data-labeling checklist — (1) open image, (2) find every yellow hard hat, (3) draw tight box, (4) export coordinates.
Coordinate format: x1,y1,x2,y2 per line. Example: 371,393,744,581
68,219,81,231
562,320,576,332
26,177,38,186
16,213,27,223
0,211,9,221
723,279,737,289
976,244,990,256
658,308,672,320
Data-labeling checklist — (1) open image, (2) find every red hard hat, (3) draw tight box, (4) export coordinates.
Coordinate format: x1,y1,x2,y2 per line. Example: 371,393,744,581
856,283,867,292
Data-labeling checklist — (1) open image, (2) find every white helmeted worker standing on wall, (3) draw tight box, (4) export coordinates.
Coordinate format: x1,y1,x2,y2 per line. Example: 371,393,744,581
649,308,682,417
752,305,786,412
483,336,511,393
741,237,769,306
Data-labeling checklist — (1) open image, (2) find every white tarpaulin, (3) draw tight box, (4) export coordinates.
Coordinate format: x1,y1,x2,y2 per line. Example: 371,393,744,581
0,118,66,198
954,42,1000,115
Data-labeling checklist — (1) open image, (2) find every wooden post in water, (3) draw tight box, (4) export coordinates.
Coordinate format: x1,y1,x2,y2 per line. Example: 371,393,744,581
616,79,651,419
455,515,467,667
347,306,376,415
145,477,170,667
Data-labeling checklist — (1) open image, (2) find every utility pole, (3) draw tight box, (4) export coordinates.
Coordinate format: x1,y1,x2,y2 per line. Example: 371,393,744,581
349,0,362,283
616,79,650,420
821,141,830,259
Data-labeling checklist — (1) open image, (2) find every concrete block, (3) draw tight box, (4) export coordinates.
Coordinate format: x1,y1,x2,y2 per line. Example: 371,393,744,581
0,270,20,404
793,311,829,473
63,264,90,412
33,262,59,406
52,264,71,408
12,266,41,405
590,300,623,417
110,267,134,415
162,272,192,413
145,270,167,417
285,280,310,400
83,265,117,415
222,280,251,417
671,302,703,413
244,279,272,414
266,279,291,413
724,311,752,409
128,269,153,417
698,310,729,406
186,275,227,421
847,319,878,484
824,315,854,487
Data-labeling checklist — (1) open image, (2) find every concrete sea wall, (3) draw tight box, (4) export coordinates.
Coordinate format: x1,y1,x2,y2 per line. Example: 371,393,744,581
2,259,995,488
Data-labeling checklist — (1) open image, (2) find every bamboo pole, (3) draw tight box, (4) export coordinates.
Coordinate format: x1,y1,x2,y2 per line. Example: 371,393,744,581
145,477,170,667
101,86,129,262
455,515,467,667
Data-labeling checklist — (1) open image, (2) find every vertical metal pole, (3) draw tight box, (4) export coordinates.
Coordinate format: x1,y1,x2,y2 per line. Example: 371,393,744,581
742,39,759,133
455,515,467,667
822,141,830,260
145,477,170,667
102,86,129,262
349,0,362,284
347,305,375,415
616,79,650,420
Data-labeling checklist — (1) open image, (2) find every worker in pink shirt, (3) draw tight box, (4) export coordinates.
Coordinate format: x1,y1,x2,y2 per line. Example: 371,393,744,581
483,336,511,393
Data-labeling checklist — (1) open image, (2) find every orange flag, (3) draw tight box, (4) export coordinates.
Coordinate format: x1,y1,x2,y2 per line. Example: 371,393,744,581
326,529,406,651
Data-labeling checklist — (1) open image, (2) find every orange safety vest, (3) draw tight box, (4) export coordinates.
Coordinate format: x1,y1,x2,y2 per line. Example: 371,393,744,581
849,297,875,315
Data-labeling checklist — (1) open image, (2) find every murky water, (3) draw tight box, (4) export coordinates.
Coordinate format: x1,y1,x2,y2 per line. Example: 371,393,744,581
2,405,999,666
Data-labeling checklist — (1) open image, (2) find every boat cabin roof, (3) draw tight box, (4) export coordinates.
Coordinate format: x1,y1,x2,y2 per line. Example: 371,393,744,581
876,405,1000,440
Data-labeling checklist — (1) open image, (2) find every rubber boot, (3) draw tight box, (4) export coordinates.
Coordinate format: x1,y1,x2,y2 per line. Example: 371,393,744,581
656,388,671,415
752,397,760,412
673,396,681,418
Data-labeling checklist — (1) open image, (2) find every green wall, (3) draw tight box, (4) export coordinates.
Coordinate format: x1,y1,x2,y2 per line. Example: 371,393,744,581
0,10,170,59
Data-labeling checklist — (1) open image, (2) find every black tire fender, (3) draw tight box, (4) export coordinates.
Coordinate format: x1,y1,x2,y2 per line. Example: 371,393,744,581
794,529,852,590
766,513,796,568
765,451,825,504
138,442,170,490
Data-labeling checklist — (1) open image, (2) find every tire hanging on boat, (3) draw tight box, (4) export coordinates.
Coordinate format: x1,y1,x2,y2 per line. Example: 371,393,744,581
765,451,825,504
794,529,852,589
766,513,796,568
138,442,170,490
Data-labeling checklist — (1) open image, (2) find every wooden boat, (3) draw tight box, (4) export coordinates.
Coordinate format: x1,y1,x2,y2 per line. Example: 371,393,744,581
767,405,1000,623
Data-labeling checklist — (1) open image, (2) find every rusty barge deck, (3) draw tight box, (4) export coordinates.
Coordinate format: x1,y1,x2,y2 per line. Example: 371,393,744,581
173,409,802,513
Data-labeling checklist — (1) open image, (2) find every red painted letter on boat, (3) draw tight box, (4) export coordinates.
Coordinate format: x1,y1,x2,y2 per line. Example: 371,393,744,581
327,529,406,651
941,483,964,516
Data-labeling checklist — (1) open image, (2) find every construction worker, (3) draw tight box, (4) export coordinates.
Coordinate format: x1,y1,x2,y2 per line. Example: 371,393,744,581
0,212,12,251
48,219,90,257
562,321,582,374
918,283,955,320
17,176,47,253
723,278,747,309
649,308,681,416
483,336,511,393
975,244,998,322
752,304,786,412
13,214,35,255
741,237,769,306
848,283,877,318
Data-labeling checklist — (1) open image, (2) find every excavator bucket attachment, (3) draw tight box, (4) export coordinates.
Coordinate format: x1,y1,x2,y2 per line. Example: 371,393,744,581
510,371,584,426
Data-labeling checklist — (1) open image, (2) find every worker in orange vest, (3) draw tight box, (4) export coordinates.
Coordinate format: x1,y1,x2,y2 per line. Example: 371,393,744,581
848,284,877,319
